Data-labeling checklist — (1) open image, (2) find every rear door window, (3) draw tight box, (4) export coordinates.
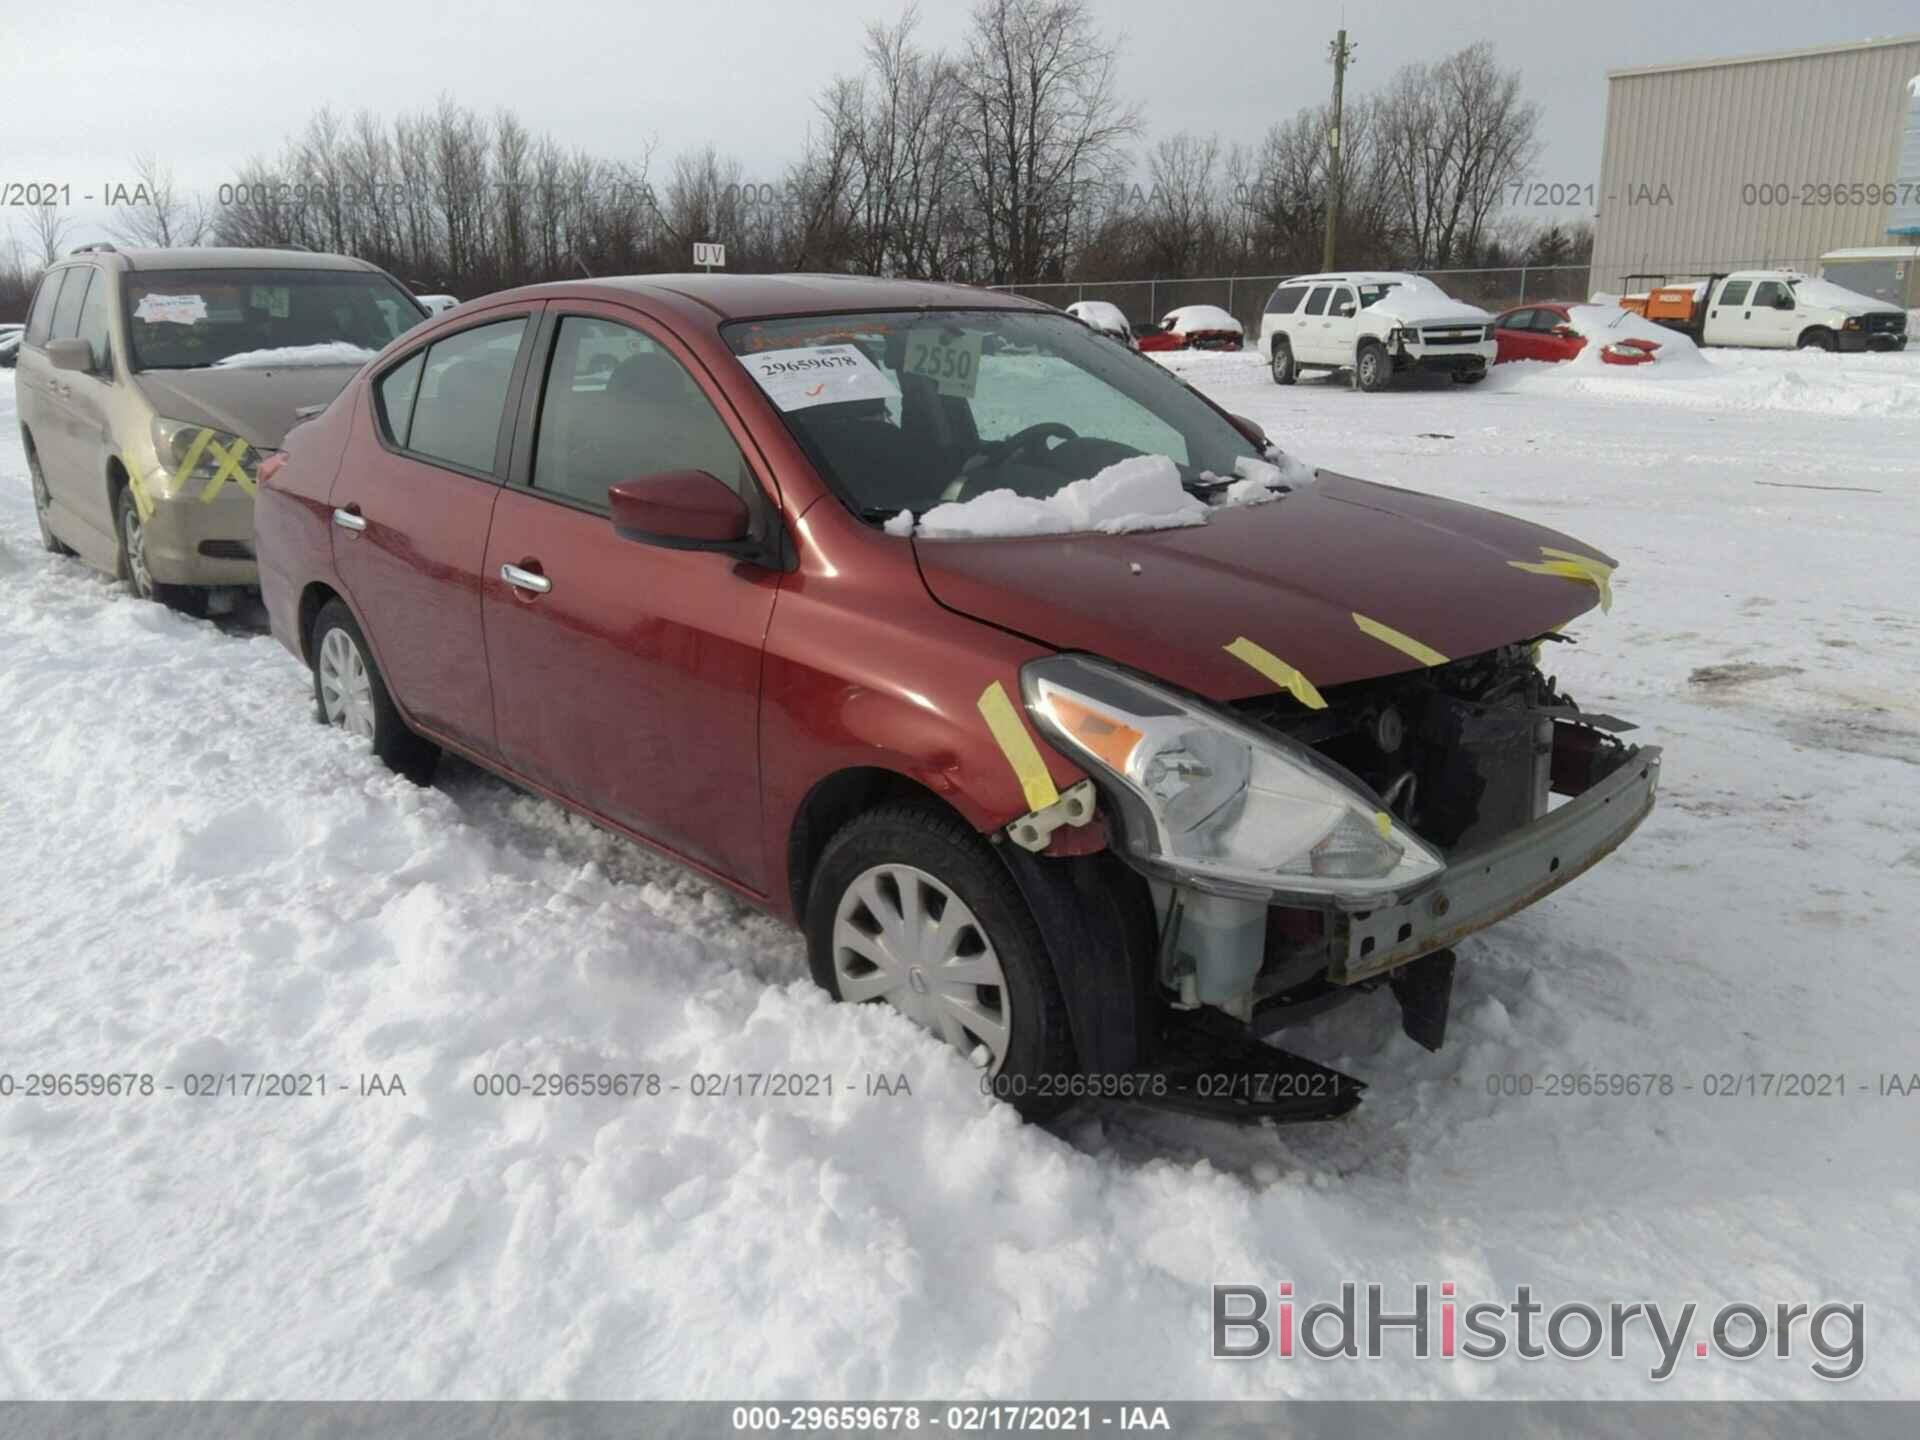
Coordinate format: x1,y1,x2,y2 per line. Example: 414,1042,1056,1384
25,269,69,345
1303,286,1332,317
1717,280,1750,307
400,318,529,475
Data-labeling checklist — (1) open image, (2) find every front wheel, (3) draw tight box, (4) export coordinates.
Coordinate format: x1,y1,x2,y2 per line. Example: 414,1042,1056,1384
1796,328,1836,351
805,804,1078,1117
1354,340,1391,392
114,486,205,614
1451,367,1487,385
309,598,439,782
1270,339,1296,385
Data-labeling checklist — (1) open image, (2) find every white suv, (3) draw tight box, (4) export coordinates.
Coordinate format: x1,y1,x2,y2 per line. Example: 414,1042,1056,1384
1259,272,1497,391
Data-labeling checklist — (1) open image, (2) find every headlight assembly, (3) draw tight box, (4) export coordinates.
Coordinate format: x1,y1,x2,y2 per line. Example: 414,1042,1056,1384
1021,655,1444,901
150,416,253,497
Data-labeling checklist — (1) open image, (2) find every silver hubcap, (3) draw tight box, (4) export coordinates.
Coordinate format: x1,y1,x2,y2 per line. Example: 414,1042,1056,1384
318,627,376,740
1361,353,1379,384
832,863,1012,1073
122,506,152,596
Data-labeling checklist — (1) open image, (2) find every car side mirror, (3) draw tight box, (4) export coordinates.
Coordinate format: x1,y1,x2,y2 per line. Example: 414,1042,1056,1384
47,337,93,373
608,470,753,552
1227,412,1269,449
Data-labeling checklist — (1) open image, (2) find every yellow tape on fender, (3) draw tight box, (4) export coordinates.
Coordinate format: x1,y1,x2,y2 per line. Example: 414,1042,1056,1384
1352,612,1450,667
978,681,1060,813
1508,546,1615,612
125,464,157,522
1224,636,1326,710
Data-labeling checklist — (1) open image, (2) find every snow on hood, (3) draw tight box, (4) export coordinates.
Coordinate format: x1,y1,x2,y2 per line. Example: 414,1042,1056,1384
1068,300,1130,333
1369,288,1493,325
1789,277,1902,315
905,453,1295,540
1162,305,1243,335
213,342,380,369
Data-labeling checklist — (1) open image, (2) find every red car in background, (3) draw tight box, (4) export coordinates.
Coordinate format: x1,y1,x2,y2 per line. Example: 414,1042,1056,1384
1492,304,1659,366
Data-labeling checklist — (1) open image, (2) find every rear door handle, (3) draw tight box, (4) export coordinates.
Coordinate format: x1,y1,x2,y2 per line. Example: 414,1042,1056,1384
500,562,551,595
332,505,367,533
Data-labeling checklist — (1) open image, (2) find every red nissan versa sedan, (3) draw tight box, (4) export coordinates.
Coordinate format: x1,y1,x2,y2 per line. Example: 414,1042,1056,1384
256,274,1661,1122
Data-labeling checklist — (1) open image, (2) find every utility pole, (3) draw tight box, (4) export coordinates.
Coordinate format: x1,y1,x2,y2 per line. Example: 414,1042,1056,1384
1322,29,1356,271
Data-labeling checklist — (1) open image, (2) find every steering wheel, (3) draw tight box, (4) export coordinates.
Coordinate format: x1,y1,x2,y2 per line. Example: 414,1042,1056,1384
977,421,1078,472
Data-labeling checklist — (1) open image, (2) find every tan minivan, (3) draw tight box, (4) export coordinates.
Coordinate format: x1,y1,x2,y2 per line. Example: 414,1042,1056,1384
16,245,425,610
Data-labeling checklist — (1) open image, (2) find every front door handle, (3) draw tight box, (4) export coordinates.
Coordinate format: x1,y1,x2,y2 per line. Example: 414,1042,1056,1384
501,562,551,595
332,505,367,533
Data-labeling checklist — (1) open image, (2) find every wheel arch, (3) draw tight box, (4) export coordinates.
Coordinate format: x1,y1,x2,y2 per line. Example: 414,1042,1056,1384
786,765,973,921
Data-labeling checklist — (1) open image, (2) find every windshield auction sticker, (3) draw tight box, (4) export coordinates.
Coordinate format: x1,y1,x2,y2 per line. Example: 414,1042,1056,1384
738,344,897,411
133,293,208,325
903,327,982,399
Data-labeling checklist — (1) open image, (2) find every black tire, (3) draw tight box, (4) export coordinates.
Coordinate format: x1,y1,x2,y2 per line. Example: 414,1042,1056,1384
1354,340,1391,392
1796,328,1836,351
1270,338,1296,385
24,439,73,555
804,803,1078,1119
113,485,206,614
1450,367,1487,385
309,598,440,783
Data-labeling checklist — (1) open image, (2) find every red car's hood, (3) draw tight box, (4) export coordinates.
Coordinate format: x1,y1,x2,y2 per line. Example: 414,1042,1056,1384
912,472,1614,701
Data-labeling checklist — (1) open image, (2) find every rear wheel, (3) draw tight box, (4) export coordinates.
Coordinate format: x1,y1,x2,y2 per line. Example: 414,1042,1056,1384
25,441,72,555
114,486,205,614
805,804,1078,1118
1796,327,1836,351
309,598,439,782
1270,339,1296,385
1354,340,1391,392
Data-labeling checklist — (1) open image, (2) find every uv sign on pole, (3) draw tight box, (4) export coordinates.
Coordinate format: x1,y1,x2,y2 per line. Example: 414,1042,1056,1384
694,242,726,271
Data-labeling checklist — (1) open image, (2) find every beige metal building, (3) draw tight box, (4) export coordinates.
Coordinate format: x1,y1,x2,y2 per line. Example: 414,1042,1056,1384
1591,35,1920,293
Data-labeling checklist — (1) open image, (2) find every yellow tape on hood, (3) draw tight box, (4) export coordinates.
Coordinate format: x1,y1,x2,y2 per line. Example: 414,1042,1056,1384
1508,546,1615,612
1352,612,1450,667
1224,636,1327,710
978,681,1060,813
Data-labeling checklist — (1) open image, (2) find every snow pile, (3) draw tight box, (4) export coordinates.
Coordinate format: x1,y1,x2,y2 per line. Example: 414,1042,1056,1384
915,454,1206,538
1162,305,1242,336
1560,305,1711,375
214,342,380,369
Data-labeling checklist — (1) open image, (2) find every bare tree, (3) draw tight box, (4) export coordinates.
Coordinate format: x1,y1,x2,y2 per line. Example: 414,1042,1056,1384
955,0,1139,284
109,152,210,248
26,203,72,266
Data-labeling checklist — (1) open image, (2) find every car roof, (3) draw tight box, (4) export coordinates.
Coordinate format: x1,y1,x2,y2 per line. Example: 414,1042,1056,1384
1273,272,1417,287
492,272,1050,322
62,246,384,274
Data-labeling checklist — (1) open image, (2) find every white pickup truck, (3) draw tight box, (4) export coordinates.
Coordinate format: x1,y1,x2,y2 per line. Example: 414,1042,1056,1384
1260,272,1497,392
1626,270,1908,352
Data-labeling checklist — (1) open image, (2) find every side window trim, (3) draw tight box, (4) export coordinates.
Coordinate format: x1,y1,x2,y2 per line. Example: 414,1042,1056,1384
368,305,543,482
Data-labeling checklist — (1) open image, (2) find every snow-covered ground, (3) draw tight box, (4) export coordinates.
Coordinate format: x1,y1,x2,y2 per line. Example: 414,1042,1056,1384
2,343,1917,1401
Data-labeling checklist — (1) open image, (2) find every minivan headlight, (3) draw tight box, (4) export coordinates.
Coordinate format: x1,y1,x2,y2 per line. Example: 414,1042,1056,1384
1021,655,1444,899
151,416,252,494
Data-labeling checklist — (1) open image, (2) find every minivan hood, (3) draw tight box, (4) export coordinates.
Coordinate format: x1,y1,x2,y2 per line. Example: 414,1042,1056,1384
913,472,1613,701
134,364,364,449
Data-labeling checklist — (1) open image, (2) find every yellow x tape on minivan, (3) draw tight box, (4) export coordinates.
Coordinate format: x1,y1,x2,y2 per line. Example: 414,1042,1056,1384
126,464,157,522
1352,612,1450,667
1508,546,1614,612
978,681,1061,813
1224,636,1326,710
197,436,256,502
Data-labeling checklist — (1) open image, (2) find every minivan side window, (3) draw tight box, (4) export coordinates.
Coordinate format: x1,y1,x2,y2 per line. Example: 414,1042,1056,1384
1303,286,1333,317
1266,287,1306,315
1717,280,1750,306
25,269,69,346
401,318,528,474
531,315,751,511
75,270,112,372
49,266,91,341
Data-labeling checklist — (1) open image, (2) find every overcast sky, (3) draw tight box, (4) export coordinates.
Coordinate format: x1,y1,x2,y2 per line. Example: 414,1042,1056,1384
4,0,1917,256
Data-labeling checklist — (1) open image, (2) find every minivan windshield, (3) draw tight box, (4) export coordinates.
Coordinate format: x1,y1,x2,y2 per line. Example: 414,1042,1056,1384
724,309,1266,520
122,268,426,371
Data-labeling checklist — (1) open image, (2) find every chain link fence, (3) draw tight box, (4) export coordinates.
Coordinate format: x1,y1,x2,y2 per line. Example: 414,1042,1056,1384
995,258,1850,339
992,267,1595,338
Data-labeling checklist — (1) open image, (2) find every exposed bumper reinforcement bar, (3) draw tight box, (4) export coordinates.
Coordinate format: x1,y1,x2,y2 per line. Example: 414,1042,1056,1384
1334,745,1662,984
